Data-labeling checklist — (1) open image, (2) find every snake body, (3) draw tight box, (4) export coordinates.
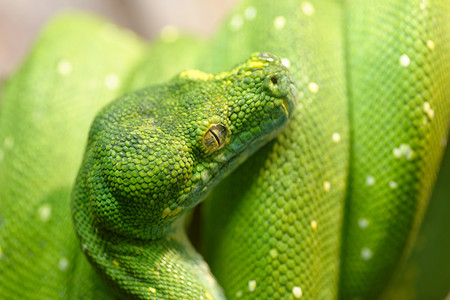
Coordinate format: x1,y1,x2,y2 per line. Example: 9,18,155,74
72,53,296,299
0,0,449,299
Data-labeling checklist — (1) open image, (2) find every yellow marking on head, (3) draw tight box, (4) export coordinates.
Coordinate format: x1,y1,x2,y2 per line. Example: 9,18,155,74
161,206,183,218
248,61,264,69
149,286,157,294
180,70,213,81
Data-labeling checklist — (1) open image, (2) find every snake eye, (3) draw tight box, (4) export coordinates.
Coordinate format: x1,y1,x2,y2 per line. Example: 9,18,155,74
203,124,228,153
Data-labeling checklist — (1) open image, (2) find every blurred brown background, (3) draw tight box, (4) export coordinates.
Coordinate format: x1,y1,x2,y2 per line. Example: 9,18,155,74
0,0,238,79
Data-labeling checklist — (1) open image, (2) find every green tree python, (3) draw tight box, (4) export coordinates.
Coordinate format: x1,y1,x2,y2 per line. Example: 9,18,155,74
0,0,449,299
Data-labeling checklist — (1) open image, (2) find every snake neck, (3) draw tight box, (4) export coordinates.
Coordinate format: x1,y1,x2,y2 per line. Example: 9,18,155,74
72,169,224,299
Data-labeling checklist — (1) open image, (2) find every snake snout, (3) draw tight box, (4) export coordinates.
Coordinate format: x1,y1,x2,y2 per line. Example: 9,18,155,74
263,72,291,97
262,71,297,118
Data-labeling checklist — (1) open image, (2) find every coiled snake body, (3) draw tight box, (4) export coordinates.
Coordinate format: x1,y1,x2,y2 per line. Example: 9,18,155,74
0,0,449,299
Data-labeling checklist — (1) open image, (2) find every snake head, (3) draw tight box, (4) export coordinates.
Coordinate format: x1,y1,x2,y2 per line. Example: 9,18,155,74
76,52,297,240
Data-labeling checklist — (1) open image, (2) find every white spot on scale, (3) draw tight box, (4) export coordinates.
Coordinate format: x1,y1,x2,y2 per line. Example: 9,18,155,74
301,2,315,16
57,60,72,76
269,248,278,258
420,0,428,10
389,181,398,189
311,220,318,230
273,16,286,30
323,181,331,192
104,74,120,90
427,39,435,50
38,204,52,222
293,286,303,298
332,132,341,143
365,176,375,186
281,58,291,68
229,14,244,31
358,218,369,229
4,137,14,150
399,54,411,67
58,257,69,271
361,247,373,260
160,25,179,43
244,7,257,20
308,82,319,94
423,102,435,120
393,143,414,160
248,280,257,292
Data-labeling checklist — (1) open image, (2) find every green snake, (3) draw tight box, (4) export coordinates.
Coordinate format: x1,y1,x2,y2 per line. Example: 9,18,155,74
0,0,449,299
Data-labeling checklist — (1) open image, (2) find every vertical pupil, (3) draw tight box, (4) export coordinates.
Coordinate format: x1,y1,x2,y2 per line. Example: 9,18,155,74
203,124,227,152
209,128,221,146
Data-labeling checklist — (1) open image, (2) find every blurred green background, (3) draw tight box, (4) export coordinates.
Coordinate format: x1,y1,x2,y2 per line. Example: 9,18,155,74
0,0,237,80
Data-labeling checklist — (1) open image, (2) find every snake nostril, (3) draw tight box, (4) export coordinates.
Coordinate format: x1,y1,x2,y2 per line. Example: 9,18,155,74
263,73,289,98
270,76,278,85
